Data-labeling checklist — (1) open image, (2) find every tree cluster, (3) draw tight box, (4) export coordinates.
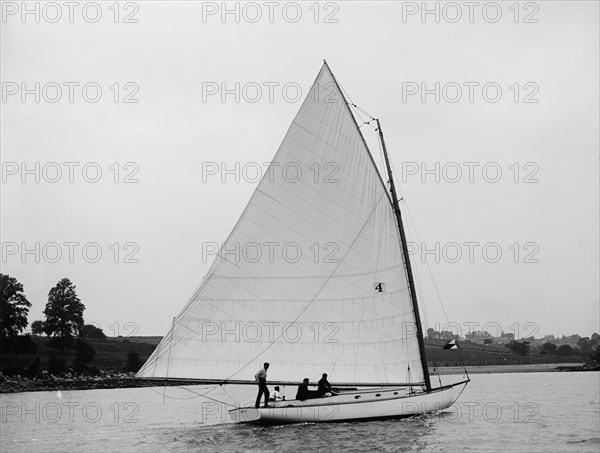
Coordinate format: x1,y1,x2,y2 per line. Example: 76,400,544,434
505,340,530,355
1,274,103,372
43,278,86,339
1,274,90,342
1,274,32,338
426,328,459,340
515,336,600,364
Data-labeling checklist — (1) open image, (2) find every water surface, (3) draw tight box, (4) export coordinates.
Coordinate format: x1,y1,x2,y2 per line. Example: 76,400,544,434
1,372,598,452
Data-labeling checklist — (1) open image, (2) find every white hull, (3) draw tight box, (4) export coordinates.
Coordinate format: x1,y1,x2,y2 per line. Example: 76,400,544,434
228,380,469,424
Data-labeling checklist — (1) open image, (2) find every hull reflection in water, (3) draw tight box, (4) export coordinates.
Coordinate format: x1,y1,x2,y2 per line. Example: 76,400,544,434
229,381,469,424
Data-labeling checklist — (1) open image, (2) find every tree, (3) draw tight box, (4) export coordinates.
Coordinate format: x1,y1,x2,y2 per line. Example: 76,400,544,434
82,324,106,340
43,278,85,340
47,336,73,351
72,339,96,372
0,334,37,357
0,274,31,337
47,356,66,374
506,340,530,355
591,345,600,364
483,339,493,345
577,338,593,356
540,342,557,355
27,356,41,376
125,351,141,372
556,344,573,357
31,320,45,336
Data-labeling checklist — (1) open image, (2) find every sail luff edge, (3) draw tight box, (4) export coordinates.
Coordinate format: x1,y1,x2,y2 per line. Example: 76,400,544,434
322,61,395,209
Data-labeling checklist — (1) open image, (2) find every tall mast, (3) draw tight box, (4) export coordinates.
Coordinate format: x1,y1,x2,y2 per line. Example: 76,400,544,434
376,119,432,392
321,61,431,391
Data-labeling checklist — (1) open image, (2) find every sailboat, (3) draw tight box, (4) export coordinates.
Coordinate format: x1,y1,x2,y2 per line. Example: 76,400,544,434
137,61,470,424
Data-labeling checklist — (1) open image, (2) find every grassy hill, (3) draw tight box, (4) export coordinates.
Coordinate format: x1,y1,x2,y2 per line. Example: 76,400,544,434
424,339,575,367
0,336,578,376
0,336,157,374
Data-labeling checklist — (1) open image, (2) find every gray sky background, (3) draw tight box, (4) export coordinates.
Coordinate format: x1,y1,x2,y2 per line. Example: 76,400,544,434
1,1,598,338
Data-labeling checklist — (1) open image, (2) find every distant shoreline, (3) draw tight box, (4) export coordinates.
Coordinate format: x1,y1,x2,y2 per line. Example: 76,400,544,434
0,363,592,394
434,362,587,375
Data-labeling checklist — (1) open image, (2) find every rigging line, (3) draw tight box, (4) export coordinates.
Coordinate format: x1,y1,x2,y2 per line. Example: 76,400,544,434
336,79,377,121
353,104,377,121
325,214,395,379
352,203,385,383
221,190,389,384
172,291,408,357
350,107,377,126
413,252,430,330
373,208,390,383
148,384,220,401
377,129,420,326
373,127,424,317
399,209,429,329
387,156,435,329
403,201,450,326
451,380,469,405
350,105,378,131
206,265,404,281
337,79,380,133
180,77,378,314
199,183,374,302
352,108,376,124
172,317,208,342
163,317,176,405
374,126,429,379
394,199,430,330
145,327,162,378
219,384,238,407
372,125,417,371
246,192,385,280
163,385,237,408
328,291,376,377
378,148,386,182
358,121,378,130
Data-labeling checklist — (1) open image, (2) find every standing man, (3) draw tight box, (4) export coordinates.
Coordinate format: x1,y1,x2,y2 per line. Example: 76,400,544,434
255,362,270,408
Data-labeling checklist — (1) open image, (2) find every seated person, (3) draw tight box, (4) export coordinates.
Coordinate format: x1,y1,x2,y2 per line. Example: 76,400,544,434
295,378,321,400
269,385,285,401
317,373,332,396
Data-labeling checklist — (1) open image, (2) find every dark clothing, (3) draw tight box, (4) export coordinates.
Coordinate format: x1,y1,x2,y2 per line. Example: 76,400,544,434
255,378,270,408
295,382,320,401
296,382,308,400
318,378,331,396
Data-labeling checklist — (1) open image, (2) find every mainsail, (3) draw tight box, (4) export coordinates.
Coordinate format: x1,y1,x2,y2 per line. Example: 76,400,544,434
137,62,426,386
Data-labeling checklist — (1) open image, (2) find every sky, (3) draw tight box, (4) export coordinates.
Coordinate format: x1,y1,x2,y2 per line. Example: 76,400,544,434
1,1,598,339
